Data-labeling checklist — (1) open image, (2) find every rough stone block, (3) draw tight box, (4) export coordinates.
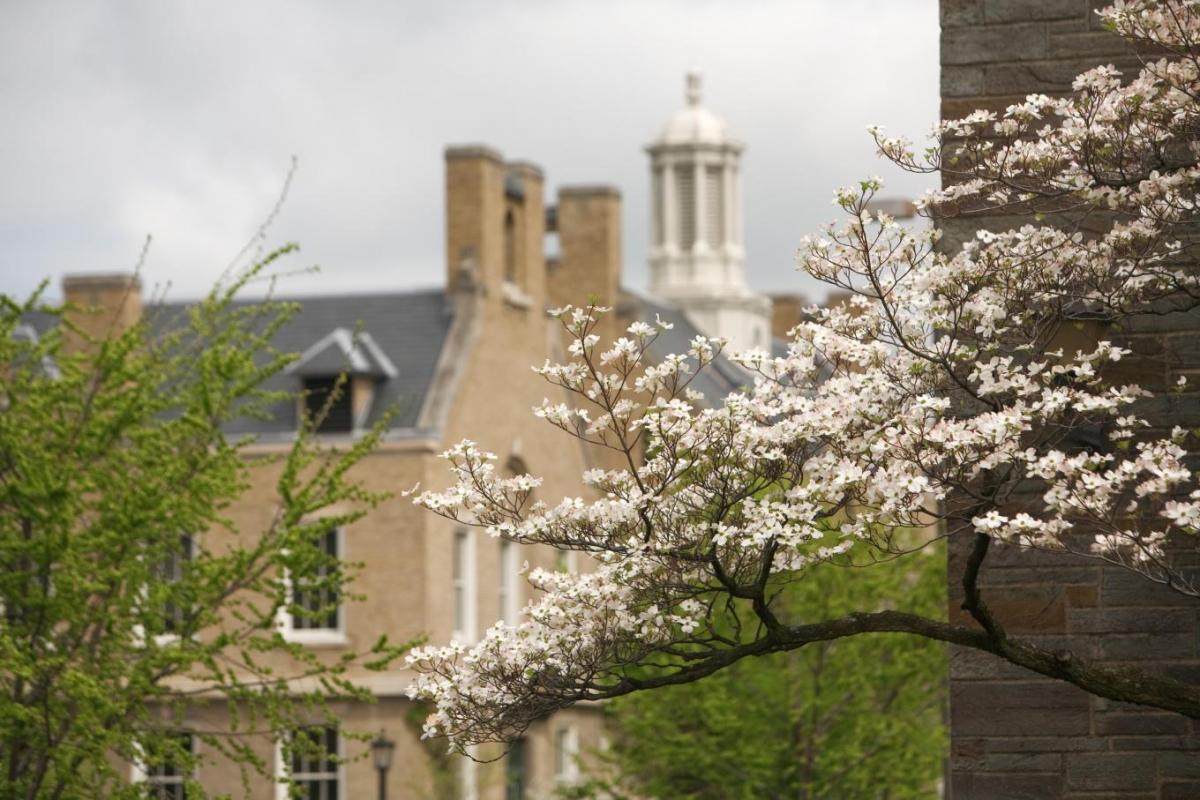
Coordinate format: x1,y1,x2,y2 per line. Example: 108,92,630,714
942,95,1029,120
1065,585,1098,608
984,0,1085,23
1068,607,1192,635
951,646,1044,680
1096,711,1192,736
1101,633,1195,661
1066,751,1156,792
1128,394,1200,428
1162,750,1200,779
1049,30,1131,58
943,23,1048,65
943,65,984,97
983,735,1108,753
981,566,1100,587
952,771,1063,799
1111,735,1198,750
943,0,983,27
952,681,1091,736
952,585,1067,633
982,56,1141,94
1164,783,1200,800
1101,569,1198,608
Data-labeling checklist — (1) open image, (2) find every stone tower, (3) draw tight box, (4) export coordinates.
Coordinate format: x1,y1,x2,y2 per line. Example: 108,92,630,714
646,72,771,353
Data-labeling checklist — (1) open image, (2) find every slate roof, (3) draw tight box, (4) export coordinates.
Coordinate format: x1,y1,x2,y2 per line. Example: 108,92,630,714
621,290,750,408
14,310,57,339
18,285,751,435
147,289,454,436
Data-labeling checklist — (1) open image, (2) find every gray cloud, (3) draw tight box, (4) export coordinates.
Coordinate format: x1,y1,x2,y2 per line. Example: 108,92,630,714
0,0,939,305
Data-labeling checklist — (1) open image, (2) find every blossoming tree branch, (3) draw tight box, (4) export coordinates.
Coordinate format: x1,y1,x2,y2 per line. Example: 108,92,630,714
410,0,1200,746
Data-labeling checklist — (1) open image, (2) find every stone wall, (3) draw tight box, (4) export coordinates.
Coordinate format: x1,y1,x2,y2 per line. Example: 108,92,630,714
941,2,1200,797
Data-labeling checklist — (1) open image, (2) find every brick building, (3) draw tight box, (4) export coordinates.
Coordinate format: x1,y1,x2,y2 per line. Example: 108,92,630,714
940,2,1200,797
37,136,748,799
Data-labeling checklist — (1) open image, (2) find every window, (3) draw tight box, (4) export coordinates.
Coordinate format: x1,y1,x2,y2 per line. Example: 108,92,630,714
504,208,518,284
290,528,341,634
675,165,695,250
705,165,723,247
157,533,193,635
505,738,527,800
303,376,353,434
652,167,664,245
286,726,339,800
499,540,519,626
554,725,579,785
453,530,476,642
555,548,578,574
137,732,193,800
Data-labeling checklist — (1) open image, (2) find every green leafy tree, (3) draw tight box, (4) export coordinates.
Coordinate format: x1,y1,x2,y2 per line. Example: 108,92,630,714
0,255,406,800
568,540,946,800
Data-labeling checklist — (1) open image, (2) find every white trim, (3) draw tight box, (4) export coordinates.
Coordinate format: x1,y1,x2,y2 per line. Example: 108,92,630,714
356,332,398,378
458,745,479,800
275,724,344,800
130,732,194,796
452,529,477,644
279,527,346,646
555,548,578,574
499,540,520,626
129,743,147,785
554,724,580,785
284,327,397,378
282,629,348,648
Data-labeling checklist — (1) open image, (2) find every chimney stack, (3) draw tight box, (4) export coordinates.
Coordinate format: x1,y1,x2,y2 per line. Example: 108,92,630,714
61,273,142,355
549,186,622,315
445,145,505,295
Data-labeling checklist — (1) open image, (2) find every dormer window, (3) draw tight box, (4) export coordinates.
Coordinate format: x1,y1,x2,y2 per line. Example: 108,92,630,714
302,376,353,434
285,327,398,435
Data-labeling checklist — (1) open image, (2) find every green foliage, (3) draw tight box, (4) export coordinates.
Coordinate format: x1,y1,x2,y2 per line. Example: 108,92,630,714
0,260,408,799
570,543,947,800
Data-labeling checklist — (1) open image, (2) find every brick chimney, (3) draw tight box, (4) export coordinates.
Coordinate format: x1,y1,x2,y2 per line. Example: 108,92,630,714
769,293,810,341
61,273,142,356
548,186,622,314
445,145,506,296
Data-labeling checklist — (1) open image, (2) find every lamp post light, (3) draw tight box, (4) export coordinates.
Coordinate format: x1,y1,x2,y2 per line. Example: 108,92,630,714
371,729,395,800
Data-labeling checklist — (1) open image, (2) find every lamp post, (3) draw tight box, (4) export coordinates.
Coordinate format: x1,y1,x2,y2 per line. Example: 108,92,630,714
370,729,395,800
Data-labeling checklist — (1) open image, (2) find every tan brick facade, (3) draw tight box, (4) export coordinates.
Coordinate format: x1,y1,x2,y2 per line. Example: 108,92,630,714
82,143,616,799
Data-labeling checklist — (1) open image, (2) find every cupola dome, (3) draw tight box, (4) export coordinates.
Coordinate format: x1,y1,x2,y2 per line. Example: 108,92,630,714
656,73,734,146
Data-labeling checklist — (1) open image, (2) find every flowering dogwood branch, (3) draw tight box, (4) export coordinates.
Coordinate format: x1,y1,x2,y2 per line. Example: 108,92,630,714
409,0,1200,747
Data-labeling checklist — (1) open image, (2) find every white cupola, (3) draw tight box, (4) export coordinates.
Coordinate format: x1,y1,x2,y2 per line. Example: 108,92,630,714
646,72,771,354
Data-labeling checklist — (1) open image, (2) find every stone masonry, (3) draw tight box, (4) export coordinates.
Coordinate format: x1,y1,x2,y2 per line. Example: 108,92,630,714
941,2,1200,798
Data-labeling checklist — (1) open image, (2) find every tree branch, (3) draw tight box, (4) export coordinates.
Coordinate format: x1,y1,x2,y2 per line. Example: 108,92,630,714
581,610,1200,720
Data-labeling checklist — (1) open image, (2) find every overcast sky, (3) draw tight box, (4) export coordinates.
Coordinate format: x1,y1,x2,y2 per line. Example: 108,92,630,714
1,0,939,306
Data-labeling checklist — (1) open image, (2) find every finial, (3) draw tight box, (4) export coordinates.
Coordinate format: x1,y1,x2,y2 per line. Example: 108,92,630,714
685,71,702,107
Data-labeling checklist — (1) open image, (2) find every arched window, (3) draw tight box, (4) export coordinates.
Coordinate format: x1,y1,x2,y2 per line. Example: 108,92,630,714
504,209,517,284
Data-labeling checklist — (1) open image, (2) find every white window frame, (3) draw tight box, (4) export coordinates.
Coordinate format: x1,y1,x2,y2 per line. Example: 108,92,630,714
132,533,198,649
274,724,343,800
554,724,580,786
130,731,194,799
156,532,195,646
458,745,479,800
278,527,347,647
452,529,477,643
498,540,520,626
555,548,578,575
